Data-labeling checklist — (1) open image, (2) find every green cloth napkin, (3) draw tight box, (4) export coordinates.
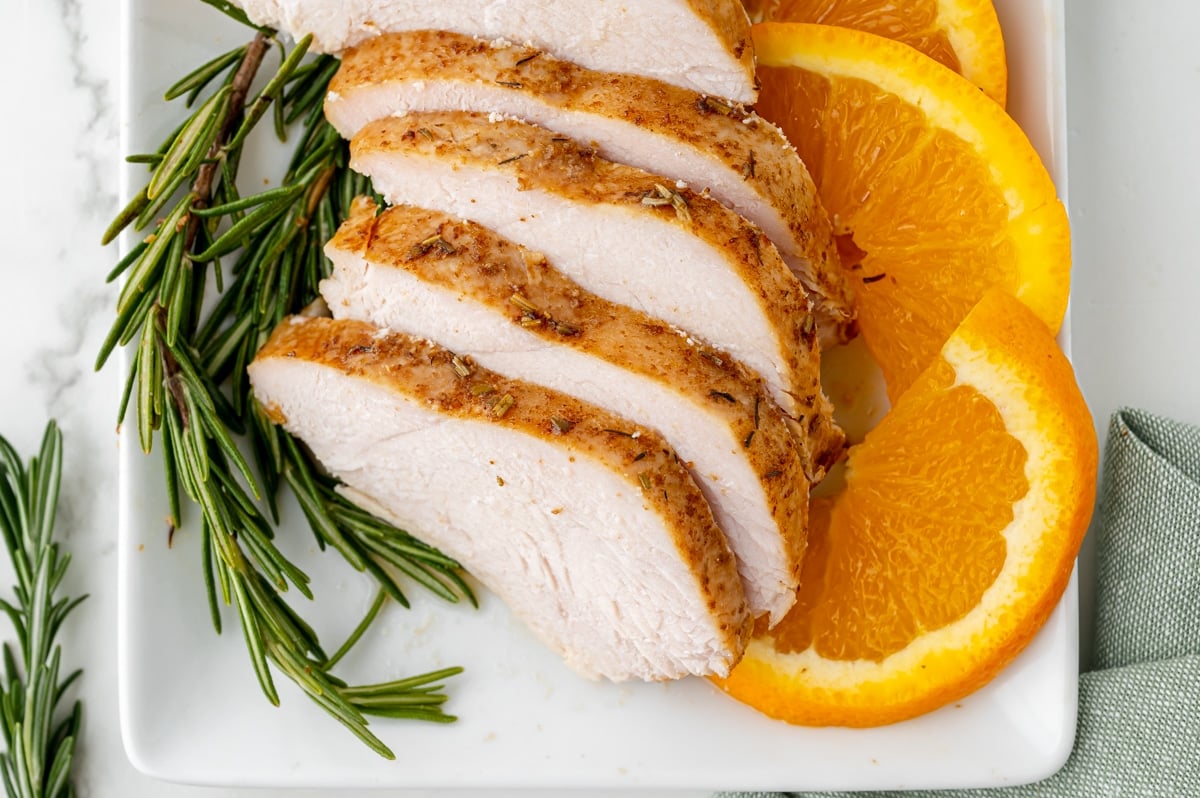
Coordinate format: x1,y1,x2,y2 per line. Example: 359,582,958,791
718,408,1200,798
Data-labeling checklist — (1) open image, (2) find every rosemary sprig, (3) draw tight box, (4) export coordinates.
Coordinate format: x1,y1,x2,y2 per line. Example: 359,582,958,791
0,422,84,798
99,10,472,758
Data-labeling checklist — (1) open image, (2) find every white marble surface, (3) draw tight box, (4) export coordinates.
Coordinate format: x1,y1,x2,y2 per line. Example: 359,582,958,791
2,0,1198,795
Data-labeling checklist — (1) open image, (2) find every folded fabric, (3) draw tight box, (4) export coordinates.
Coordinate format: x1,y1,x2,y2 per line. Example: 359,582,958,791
718,408,1200,798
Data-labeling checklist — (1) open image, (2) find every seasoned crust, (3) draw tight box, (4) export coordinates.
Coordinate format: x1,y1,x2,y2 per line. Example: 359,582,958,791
329,29,853,341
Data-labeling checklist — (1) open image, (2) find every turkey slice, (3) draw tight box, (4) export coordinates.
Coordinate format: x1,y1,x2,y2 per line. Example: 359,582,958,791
325,31,853,342
249,315,752,681
229,0,757,101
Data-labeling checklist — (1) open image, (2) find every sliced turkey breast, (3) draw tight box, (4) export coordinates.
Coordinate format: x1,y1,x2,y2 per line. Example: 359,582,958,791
349,112,839,453
322,198,826,621
250,315,751,681
325,30,854,343
229,0,757,102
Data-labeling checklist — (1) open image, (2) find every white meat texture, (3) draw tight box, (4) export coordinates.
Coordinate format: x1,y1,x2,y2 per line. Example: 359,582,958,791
230,0,758,101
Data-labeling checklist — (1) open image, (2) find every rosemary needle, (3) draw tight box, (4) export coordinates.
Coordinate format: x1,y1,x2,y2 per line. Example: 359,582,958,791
0,422,85,798
98,5,471,757
325,588,389,671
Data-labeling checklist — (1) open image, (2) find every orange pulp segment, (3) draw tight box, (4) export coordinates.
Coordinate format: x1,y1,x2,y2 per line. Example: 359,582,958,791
753,22,1070,399
713,290,1097,726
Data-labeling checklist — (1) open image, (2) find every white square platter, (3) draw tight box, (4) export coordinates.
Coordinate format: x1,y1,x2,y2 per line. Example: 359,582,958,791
118,0,1077,789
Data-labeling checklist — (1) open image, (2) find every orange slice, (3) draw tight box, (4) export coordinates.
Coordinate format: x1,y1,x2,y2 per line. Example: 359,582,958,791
713,290,1097,726
744,0,1008,105
754,22,1070,399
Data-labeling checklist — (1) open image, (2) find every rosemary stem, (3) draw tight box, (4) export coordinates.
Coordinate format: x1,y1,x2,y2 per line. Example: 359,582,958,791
185,31,271,249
